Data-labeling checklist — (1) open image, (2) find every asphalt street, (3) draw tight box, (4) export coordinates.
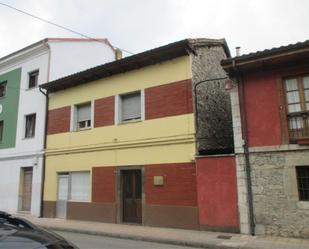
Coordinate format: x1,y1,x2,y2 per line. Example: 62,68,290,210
55,230,201,249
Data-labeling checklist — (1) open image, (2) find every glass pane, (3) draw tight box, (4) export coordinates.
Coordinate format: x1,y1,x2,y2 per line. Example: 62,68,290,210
303,76,309,89
285,78,298,91
288,103,301,113
305,89,309,102
286,91,300,104
289,116,303,129
58,177,69,200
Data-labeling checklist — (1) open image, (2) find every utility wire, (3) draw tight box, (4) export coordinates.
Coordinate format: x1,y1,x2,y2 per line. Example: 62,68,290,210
0,2,135,55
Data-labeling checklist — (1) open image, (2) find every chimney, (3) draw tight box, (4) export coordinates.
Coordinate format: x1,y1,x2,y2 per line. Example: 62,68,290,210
235,46,241,56
115,48,122,60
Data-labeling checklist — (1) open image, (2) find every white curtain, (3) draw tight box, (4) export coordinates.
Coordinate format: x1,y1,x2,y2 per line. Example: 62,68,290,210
70,172,90,201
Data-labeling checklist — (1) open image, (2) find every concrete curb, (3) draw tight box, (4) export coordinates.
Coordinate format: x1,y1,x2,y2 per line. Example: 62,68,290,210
41,225,238,249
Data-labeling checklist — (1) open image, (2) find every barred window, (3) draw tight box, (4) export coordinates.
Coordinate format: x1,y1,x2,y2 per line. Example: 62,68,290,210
296,166,309,201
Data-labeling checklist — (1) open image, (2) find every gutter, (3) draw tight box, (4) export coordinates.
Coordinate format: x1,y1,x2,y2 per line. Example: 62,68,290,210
39,40,51,217
232,62,255,235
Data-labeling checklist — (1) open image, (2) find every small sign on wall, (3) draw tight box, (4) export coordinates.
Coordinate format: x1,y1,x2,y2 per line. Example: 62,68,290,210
153,176,164,186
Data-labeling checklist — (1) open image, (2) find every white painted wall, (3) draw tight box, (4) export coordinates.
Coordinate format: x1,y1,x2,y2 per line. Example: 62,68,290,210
48,40,115,81
0,39,116,217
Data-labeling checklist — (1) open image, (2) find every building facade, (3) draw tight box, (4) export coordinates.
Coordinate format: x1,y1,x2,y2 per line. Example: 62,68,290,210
222,40,309,237
41,39,239,231
0,38,116,217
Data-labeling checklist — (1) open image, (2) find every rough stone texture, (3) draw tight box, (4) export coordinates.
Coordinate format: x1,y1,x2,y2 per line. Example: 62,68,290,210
192,45,234,155
249,149,309,238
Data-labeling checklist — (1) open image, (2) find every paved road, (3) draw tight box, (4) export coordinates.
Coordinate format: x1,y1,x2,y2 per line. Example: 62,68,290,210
55,230,200,249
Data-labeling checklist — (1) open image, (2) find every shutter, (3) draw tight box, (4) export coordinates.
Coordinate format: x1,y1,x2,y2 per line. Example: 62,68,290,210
70,172,90,201
121,92,141,121
77,104,91,122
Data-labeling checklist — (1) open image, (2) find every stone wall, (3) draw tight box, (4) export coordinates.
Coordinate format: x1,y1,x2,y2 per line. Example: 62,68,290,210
247,149,309,238
192,45,234,155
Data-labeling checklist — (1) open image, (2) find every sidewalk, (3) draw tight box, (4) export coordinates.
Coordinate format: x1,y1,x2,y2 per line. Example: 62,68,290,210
16,214,309,249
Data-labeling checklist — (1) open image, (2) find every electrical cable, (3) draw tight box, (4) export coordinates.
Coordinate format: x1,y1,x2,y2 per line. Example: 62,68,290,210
0,2,135,55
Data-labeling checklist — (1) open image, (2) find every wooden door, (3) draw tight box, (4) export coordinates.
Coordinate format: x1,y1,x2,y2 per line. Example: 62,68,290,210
22,168,33,211
122,170,142,223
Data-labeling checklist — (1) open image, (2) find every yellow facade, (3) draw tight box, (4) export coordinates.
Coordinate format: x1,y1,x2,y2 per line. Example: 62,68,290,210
44,55,196,202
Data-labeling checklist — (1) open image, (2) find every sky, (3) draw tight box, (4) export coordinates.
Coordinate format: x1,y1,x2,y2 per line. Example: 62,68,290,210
0,0,308,58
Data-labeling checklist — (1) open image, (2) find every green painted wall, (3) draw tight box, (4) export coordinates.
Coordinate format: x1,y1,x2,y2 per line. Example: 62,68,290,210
0,68,21,149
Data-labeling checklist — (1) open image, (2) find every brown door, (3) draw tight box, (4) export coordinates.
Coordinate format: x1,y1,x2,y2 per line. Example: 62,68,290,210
122,170,142,223
22,168,33,212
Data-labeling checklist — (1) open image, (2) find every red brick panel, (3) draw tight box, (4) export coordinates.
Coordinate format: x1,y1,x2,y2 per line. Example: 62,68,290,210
145,163,197,206
94,96,115,127
145,79,193,120
196,156,239,229
47,106,71,135
92,167,116,203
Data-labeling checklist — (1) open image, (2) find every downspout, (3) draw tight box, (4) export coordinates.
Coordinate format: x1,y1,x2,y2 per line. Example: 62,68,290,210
234,62,255,235
39,40,51,217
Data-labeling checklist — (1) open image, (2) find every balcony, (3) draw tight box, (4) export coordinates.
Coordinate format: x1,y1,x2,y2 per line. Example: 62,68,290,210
288,111,309,144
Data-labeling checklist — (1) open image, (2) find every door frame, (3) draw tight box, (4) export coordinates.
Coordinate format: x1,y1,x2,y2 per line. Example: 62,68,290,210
19,167,33,212
116,166,145,225
56,173,70,219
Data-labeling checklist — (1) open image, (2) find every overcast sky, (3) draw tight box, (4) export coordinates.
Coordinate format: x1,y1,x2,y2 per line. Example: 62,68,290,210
1,0,308,58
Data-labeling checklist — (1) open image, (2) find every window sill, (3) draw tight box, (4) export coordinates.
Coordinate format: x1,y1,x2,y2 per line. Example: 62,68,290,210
22,136,35,140
73,127,92,132
118,119,142,125
67,199,90,203
297,201,309,209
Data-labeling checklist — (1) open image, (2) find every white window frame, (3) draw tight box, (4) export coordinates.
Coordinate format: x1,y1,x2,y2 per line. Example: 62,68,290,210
27,69,39,89
57,171,91,202
71,101,93,131
115,90,145,124
24,113,36,139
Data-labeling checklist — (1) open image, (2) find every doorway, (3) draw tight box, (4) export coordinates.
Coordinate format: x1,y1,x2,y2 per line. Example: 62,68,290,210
21,167,33,212
121,169,142,223
56,174,69,218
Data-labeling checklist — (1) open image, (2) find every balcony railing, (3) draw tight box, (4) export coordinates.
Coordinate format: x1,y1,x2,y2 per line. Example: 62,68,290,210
288,111,309,141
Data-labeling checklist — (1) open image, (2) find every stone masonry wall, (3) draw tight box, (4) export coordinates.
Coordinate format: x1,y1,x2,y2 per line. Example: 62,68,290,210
192,45,234,155
248,149,309,238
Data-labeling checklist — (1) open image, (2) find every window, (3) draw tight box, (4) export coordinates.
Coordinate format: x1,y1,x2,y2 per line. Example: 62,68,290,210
0,81,7,97
25,114,36,138
28,70,39,89
76,103,91,130
0,121,3,142
120,91,141,122
284,75,309,140
296,166,309,201
70,172,90,201
57,171,90,202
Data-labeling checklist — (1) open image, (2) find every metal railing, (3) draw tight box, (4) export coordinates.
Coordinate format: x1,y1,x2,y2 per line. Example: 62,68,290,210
288,111,309,140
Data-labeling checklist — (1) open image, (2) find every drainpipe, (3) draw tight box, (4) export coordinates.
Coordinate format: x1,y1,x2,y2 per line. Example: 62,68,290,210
38,40,51,217
234,64,255,235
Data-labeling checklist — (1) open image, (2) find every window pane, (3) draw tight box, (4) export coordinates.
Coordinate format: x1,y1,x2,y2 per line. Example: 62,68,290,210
28,70,39,89
286,91,300,104
285,78,298,91
121,92,141,121
0,82,6,97
288,103,301,113
305,89,309,102
0,121,3,141
70,172,90,201
25,114,36,138
303,76,309,89
77,103,91,122
296,166,309,201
